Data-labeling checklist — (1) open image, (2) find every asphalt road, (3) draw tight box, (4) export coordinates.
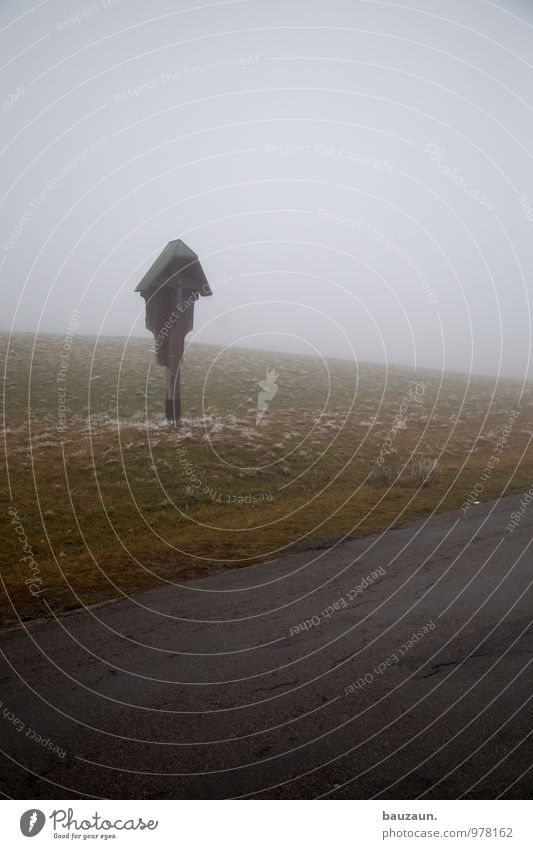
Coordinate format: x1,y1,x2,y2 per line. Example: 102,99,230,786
1,491,532,799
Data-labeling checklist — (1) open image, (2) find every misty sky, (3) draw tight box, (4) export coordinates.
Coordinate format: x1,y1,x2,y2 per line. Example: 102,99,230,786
1,0,533,379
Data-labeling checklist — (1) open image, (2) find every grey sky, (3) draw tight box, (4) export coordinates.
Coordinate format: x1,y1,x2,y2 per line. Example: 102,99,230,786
1,0,533,379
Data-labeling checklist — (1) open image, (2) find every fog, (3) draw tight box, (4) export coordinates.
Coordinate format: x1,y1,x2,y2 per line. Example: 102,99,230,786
2,0,533,380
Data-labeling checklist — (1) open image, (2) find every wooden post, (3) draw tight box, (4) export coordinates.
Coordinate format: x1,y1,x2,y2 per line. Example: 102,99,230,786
165,318,184,422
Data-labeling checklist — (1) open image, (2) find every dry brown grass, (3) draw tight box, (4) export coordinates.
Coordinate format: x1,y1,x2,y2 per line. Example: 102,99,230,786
2,332,532,626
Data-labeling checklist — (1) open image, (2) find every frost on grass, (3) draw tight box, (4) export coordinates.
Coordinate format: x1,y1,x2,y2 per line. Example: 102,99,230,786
2,334,532,580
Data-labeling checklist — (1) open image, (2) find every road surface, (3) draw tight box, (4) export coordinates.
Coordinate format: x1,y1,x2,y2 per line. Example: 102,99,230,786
1,492,532,799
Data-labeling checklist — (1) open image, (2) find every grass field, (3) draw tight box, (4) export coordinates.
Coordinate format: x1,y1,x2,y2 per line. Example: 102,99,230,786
2,331,532,626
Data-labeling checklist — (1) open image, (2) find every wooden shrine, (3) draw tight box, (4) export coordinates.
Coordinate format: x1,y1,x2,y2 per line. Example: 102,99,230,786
136,239,212,421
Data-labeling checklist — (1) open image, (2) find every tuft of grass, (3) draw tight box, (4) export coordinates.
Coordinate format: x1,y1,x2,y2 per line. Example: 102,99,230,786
369,455,439,487
402,456,439,486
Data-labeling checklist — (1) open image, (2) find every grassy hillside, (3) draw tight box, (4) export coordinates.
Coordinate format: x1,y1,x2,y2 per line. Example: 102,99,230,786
2,331,532,626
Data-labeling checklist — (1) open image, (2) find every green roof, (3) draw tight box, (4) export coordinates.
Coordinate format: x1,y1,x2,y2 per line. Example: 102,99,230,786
135,239,212,294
